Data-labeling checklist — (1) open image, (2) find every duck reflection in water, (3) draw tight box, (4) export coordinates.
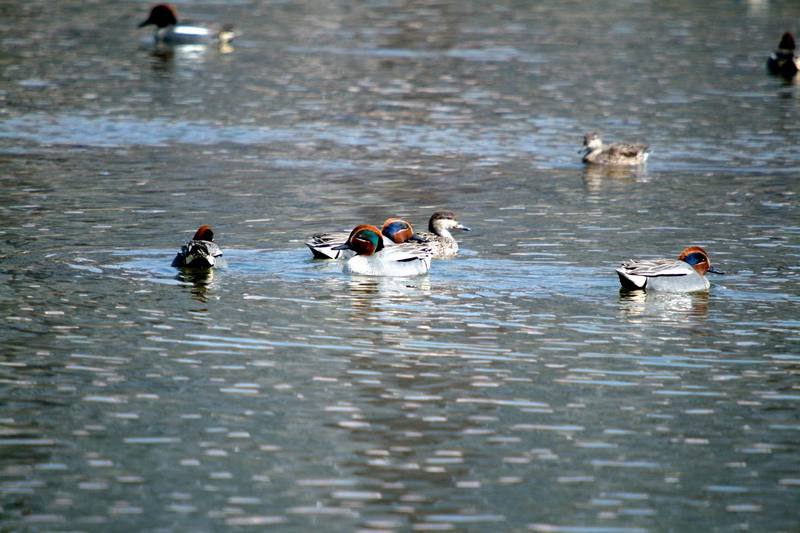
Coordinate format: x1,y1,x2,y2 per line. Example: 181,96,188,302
618,289,710,321
176,268,217,303
147,43,213,73
581,164,648,193
345,276,432,322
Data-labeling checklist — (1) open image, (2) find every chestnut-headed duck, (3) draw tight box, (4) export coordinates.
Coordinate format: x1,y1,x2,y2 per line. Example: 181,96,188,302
332,224,432,276
767,32,799,79
139,4,235,46
616,246,724,292
172,224,223,269
306,217,425,260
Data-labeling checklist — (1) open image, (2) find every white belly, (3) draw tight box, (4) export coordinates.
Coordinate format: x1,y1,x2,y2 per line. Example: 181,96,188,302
343,255,430,277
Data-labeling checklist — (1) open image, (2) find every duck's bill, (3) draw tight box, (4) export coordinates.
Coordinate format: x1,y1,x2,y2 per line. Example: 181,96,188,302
707,266,725,275
409,234,427,242
455,224,471,231
331,243,351,250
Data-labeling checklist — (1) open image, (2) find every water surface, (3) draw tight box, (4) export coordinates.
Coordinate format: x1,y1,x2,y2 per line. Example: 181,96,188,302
1,1,799,531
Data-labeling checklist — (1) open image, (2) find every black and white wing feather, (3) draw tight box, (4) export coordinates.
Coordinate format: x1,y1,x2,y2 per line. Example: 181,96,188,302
305,231,351,260
173,240,222,269
616,258,693,289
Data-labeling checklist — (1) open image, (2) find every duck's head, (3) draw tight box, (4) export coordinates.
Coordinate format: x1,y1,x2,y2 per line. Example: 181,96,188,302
429,211,471,235
192,224,214,242
333,225,385,256
678,246,724,276
139,4,179,29
778,32,796,51
381,218,425,244
583,132,603,153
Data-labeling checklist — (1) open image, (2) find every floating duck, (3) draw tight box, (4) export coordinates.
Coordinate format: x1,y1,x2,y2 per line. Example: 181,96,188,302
616,246,724,292
138,4,235,46
582,132,649,166
172,224,223,269
414,211,471,258
306,217,424,260
767,32,799,79
332,224,432,276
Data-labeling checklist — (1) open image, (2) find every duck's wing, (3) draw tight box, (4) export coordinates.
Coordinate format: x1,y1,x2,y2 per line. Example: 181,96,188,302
173,239,221,269
381,242,434,263
616,258,692,290
305,231,350,260
204,241,223,258
618,258,693,277
412,231,434,242
608,142,649,157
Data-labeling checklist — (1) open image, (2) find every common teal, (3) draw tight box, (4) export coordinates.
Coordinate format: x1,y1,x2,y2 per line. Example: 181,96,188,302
306,217,424,260
172,224,223,269
415,211,471,258
332,225,432,277
616,246,724,292
767,32,799,79
582,132,649,166
139,4,235,46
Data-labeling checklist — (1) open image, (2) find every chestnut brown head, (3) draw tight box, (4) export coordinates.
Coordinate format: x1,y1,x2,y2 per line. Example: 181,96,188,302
678,246,723,276
192,224,214,242
333,225,385,256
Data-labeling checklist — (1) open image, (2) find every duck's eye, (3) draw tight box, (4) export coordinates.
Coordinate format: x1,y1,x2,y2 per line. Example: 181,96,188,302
355,230,380,248
683,252,707,266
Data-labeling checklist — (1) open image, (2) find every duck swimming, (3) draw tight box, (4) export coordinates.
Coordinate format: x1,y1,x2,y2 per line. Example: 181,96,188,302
616,246,724,292
138,4,235,46
414,211,471,258
306,217,425,260
172,224,223,269
582,132,649,166
767,32,799,79
332,224,432,277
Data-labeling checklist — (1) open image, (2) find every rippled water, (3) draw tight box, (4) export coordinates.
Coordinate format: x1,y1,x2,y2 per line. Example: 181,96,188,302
1,0,799,531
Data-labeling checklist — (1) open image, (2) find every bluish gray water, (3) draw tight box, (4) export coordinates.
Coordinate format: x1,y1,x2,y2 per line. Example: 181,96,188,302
1,0,799,531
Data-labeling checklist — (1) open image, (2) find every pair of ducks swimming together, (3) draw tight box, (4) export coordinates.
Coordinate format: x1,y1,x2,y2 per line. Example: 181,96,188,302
172,215,724,293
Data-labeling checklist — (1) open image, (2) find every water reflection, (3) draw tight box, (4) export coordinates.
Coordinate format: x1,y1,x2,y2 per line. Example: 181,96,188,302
582,164,650,193
176,268,216,303
1,0,799,531
618,289,710,321
148,46,176,72
330,275,509,530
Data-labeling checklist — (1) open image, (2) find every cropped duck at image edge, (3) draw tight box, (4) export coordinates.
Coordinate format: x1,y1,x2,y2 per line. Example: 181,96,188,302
767,31,800,79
